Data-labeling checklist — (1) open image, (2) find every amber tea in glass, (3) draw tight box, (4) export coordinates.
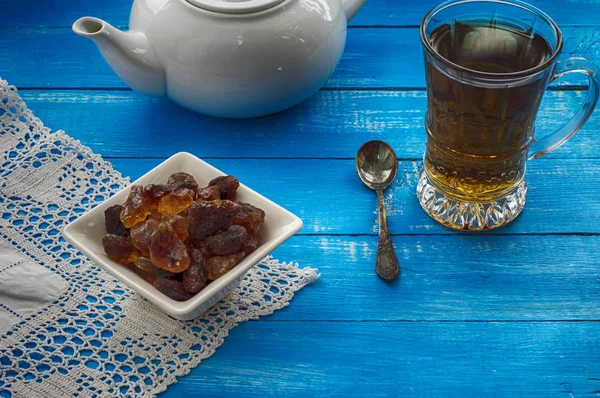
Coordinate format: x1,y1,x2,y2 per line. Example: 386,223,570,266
417,0,600,230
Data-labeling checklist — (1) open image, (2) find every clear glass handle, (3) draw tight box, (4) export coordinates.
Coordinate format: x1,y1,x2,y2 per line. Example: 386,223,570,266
529,57,600,159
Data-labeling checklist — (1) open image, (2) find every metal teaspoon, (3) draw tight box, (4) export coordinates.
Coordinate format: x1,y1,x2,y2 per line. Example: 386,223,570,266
356,140,400,281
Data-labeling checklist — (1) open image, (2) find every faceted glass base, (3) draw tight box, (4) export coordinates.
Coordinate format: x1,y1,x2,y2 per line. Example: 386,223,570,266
416,168,527,231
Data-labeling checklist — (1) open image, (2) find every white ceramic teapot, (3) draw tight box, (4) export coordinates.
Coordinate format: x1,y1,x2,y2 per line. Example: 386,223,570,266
73,0,367,118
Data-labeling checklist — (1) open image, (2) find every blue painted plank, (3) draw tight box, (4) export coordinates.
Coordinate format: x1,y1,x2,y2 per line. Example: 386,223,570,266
18,90,600,160
238,235,600,320
108,158,600,235
157,321,600,397
1,27,596,89
1,0,599,27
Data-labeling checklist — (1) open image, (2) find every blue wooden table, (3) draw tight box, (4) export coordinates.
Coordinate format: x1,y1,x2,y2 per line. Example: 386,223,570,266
3,0,600,395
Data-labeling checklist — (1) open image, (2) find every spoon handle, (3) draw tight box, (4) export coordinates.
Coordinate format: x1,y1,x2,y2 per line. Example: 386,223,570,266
375,189,400,281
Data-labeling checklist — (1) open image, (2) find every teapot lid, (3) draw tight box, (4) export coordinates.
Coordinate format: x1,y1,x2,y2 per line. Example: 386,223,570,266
186,0,286,14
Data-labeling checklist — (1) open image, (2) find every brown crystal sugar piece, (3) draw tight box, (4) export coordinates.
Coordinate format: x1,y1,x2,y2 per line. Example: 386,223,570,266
167,172,199,196
143,184,171,210
187,200,240,241
104,204,128,236
161,213,189,241
158,188,195,215
167,172,196,185
205,225,247,256
170,181,199,196
232,202,265,236
196,185,221,202
103,234,139,265
183,248,208,294
206,252,246,281
149,222,191,273
120,185,149,228
130,218,160,256
153,277,192,301
242,235,258,255
134,257,177,280
208,176,239,201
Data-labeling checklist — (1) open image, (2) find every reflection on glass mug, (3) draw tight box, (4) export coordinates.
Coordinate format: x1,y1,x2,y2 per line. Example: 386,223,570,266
416,0,599,230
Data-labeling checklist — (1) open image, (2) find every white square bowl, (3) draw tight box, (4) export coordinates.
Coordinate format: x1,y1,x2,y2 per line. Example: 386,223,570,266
62,152,303,320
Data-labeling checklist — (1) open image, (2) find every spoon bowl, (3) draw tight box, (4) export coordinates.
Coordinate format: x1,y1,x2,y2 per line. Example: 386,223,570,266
356,140,399,191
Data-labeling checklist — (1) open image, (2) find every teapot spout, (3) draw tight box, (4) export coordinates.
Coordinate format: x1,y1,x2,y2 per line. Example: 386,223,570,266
73,17,166,96
342,0,368,21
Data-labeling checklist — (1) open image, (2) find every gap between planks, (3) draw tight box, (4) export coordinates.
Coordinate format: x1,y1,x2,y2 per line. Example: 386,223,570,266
297,232,600,237
255,319,600,323
14,86,591,92
2,24,599,29
98,156,600,161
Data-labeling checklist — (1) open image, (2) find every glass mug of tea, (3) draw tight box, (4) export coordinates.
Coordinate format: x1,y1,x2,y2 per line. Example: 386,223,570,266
416,0,599,230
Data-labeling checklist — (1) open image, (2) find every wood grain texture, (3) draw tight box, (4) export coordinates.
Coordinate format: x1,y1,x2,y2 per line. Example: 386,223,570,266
1,0,599,28
260,235,600,321
20,90,600,160
157,321,600,397
109,158,600,235
2,27,597,89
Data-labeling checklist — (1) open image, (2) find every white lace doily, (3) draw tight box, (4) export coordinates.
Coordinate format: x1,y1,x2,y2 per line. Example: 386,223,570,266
0,79,319,397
